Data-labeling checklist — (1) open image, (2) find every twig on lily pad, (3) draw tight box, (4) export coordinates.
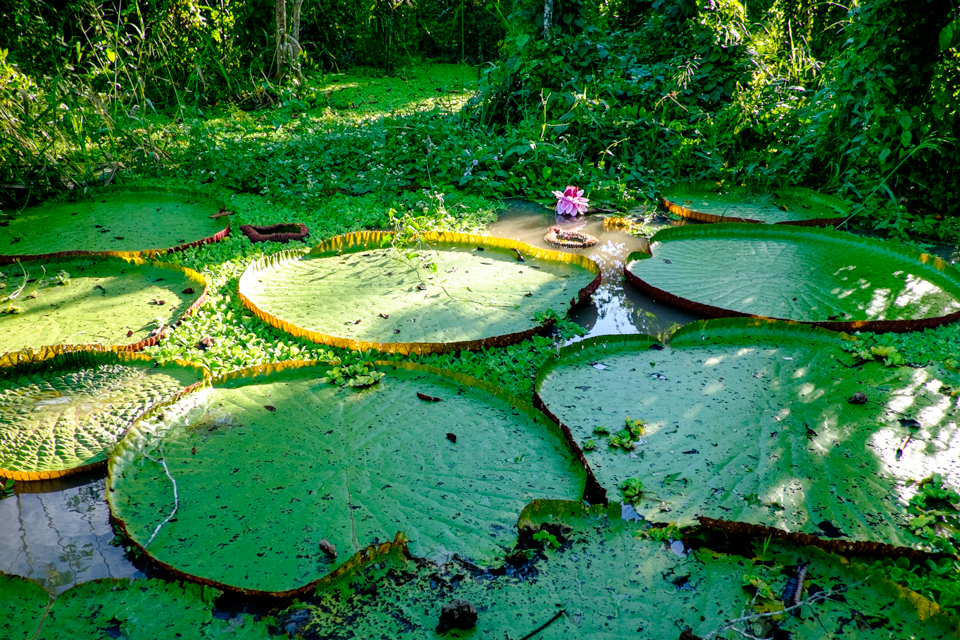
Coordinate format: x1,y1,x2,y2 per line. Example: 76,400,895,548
701,580,863,640
519,609,565,640
144,445,179,548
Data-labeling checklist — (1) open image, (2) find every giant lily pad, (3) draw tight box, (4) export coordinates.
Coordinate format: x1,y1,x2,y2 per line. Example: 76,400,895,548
0,255,207,356
107,362,587,595
0,349,206,481
0,186,229,265
0,573,271,639
0,573,49,640
535,318,960,550
661,180,849,225
238,231,601,355
284,500,958,639
626,224,960,331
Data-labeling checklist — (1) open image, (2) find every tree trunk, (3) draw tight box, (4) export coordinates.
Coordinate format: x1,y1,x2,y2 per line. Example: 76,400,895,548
543,0,553,38
290,0,304,82
274,0,288,80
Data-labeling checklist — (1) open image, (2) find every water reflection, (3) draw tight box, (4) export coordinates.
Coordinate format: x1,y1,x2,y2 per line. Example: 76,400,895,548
0,470,144,594
487,199,701,339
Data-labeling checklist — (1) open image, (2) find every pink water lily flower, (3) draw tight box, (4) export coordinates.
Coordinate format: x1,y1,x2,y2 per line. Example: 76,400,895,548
552,185,590,216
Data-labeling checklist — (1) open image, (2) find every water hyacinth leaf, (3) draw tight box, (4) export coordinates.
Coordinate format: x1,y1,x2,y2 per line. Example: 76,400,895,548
0,349,206,481
625,224,960,332
0,187,229,264
107,362,587,595
285,500,957,639
0,573,49,639
238,231,600,355
0,255,207,356
30,578,271,639
535,318,960,550
661,180,849,225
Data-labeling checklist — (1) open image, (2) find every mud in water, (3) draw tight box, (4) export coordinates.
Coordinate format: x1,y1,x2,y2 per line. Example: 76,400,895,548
486,199,702,340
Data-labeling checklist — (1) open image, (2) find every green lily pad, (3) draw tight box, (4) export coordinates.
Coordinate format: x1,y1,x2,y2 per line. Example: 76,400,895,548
285,500,957,639
535,318,960,549
0,349,206,481
0,573,49,639
107,362,587,595
626,224,960,331
0,255,207,356
0,186,229,264
39,579,270,639
661,180,849,225
238,231,600,355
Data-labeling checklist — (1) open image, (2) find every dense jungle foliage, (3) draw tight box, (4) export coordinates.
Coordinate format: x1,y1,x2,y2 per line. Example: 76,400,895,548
1,0,959,238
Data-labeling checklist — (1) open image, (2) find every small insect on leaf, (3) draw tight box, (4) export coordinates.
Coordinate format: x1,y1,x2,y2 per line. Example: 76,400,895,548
126,330,134,337
417,284,427,290
446,433,457,443
182,287,195,294
379,313,390,319
264,405,277,412
417,392,442,402
514,248,525,262
191,447,196,455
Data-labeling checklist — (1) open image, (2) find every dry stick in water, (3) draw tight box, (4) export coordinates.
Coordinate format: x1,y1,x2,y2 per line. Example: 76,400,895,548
144,444,179,548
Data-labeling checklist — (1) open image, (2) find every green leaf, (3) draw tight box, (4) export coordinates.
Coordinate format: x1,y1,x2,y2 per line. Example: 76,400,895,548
287,500,959,639
238,231,599,355
0,573,49,639
626,224,960,331
0,350,205,480
660,181,849,225
515,33,530,50
939,20,959,51
28,577,271,639
536,319,960,548
0,186,228,262
107,362,586,595
0,256,206,356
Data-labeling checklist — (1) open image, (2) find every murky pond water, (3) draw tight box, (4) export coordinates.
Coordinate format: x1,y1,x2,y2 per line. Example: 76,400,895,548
488,199,702,340
0,470,144,594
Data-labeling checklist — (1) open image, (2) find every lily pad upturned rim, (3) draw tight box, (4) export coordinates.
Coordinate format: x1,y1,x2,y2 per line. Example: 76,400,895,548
660,180,849,226
0,254,210,357
0,346,209,481
624,223,960,333
106,359,590,597
239,222,309,244
532,318,950,562
0,185,231,266
238,230,602,356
